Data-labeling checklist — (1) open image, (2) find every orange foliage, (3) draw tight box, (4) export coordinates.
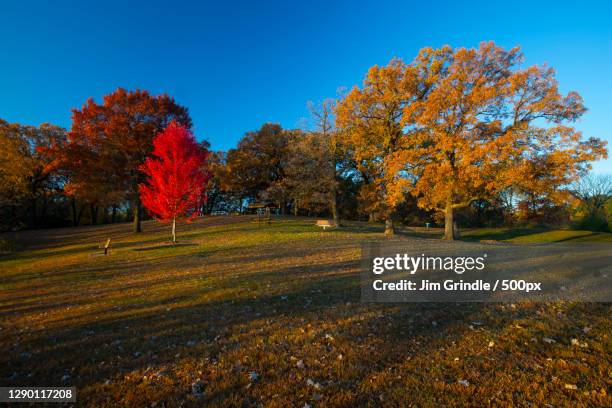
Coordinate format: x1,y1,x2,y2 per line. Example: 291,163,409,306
337,42,607,239
60,88,192,229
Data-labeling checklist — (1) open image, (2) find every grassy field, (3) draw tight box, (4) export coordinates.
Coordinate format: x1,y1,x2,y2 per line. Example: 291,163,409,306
1,217,610,407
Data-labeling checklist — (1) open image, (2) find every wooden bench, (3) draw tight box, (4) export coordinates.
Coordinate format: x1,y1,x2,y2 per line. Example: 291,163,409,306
99,238,111,255
315,219,335,230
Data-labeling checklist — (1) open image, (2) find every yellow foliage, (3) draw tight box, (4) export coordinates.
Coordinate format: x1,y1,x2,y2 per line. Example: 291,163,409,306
336,42,607,226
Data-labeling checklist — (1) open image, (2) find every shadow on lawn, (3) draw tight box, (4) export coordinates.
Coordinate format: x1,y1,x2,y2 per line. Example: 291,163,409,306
3,270,609,407
133,242,199,251
2,220,610,406
6,231,571,405
460,228,547,242
6,263,603,407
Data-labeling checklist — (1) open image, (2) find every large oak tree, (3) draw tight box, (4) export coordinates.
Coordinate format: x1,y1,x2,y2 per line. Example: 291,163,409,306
338,42,607,239
336,55,445,234
403,43,607,239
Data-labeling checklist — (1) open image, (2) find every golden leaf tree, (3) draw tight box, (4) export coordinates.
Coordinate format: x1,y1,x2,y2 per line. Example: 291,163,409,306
0,120,31,206
0,120,66,227
338,42,607,239
335,59,412,234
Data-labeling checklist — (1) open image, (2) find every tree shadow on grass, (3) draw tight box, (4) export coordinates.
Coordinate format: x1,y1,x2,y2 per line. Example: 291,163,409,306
459,228,547,242
133,242,199,252
0,238,514,406
2,252,609,406
2,220,610,406
553,232,604,242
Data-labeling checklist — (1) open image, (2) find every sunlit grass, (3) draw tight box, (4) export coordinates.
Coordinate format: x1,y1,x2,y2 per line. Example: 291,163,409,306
461,227,612,243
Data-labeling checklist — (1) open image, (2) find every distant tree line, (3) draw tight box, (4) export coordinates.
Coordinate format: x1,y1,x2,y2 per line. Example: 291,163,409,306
1,42,610,237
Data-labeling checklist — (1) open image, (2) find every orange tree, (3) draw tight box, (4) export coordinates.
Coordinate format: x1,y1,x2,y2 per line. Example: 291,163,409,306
336,53,448,234
335,59,412,235
0,120,66,228
66,88,191,232
338,42,607,239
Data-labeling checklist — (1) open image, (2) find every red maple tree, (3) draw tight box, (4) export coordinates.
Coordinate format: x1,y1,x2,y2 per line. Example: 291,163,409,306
139,121,209,242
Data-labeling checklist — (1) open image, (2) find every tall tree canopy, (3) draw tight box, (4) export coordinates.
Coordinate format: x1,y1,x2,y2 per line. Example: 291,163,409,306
572,174,612,215
284,130,336,215
0,120,66,228
0,120,32,207
335,58,416,234
221,123,292,212
65,88,192,232
337,42,607,239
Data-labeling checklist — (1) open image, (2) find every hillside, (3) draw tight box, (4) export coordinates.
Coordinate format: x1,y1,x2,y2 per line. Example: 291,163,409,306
1,217,610,407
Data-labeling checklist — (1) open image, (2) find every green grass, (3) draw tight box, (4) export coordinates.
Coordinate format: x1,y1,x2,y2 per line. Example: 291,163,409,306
0,217,610,407
461,227,612,243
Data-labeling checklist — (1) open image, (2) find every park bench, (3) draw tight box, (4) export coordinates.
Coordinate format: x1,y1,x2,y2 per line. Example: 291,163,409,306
99,238,112,255
315,219,335,230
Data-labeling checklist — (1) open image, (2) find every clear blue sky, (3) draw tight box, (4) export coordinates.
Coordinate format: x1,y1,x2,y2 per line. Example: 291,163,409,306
1,0,611,173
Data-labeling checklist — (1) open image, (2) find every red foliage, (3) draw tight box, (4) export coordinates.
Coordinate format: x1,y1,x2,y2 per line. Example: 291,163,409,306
139,122,209,223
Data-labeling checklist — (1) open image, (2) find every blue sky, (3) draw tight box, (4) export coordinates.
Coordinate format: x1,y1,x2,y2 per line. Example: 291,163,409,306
1,0,611,173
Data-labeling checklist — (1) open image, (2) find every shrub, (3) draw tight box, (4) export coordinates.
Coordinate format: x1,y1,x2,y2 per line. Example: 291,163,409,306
0,237,17,254
574,214,609,232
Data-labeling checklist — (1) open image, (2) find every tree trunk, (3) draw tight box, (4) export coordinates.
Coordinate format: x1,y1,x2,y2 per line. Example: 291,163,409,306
293,199,298,216
31,197,37,228
111,205,118,223
331,190,340,227
40,194,48,225
10,205,16,228
76,205,85,226
90,203,98,226
71,197,78,226
384,218,394,236
444,200,458,240
172,217,176,243
133,198,142,233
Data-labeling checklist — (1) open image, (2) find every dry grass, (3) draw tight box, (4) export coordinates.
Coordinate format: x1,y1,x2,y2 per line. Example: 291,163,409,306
0,217,610,407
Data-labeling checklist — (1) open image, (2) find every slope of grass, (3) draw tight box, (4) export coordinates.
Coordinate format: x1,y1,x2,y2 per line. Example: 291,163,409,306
460,227,612,243
0,217,610,407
